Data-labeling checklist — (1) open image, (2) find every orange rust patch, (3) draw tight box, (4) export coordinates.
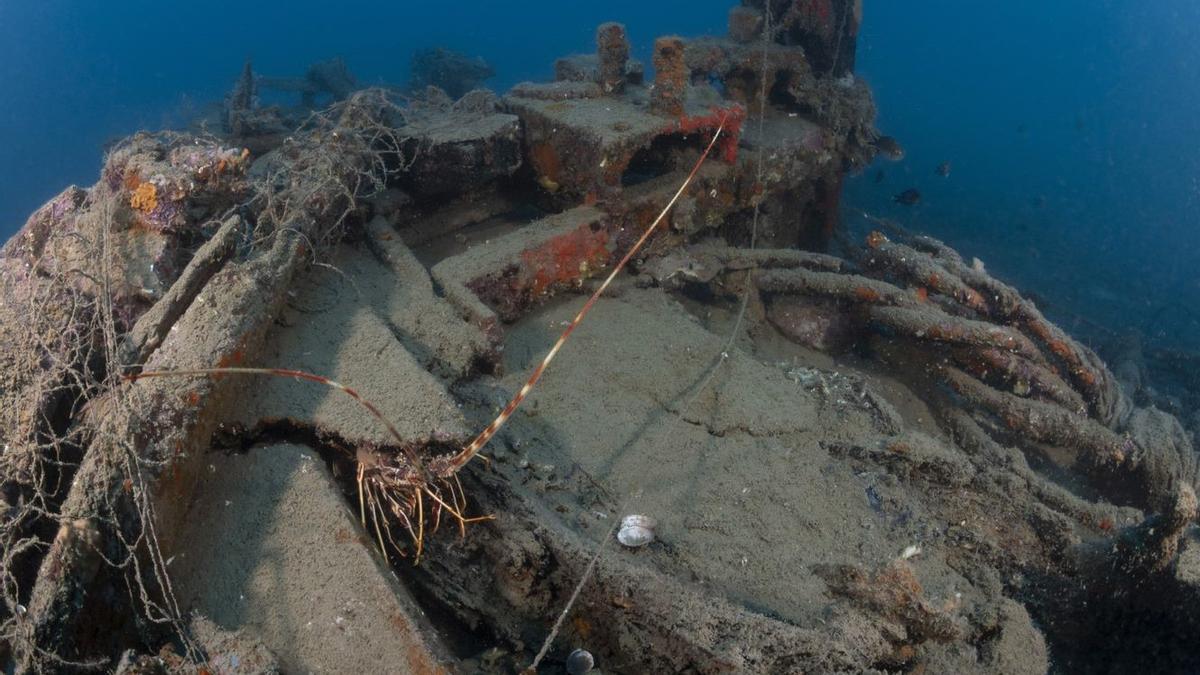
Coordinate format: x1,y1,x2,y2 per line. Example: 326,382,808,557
673,104,746,163
572,615,593,639
530,141,562,184
210,348,248,382
854,286,881,303
519,224,610,297
160,459,190,504
1046,340,1071,358
388,613,411,634
630,202,662,230
892,644,916,665
216,348,246,369
915,287,929,303
865,230,888,249
601,153,634,186
611,595,634,609
123,169,143,190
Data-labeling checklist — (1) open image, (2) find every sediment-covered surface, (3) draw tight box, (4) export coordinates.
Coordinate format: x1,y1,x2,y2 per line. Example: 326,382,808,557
172,443,455,674
3,2,1200,673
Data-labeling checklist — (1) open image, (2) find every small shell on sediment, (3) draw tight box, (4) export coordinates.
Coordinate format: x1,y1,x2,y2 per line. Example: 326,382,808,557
618,525,654,547
566,648,595,674
617,514,656,547
620,514,657,530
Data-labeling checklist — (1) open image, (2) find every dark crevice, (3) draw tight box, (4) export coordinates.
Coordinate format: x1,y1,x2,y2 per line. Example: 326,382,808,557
621,134,705,188
3,355,103,612
1021,566,1200,674
207,417,497,661
768,69,798,109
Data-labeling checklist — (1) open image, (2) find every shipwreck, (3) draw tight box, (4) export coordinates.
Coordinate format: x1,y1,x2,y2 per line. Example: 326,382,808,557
3,2,1200,673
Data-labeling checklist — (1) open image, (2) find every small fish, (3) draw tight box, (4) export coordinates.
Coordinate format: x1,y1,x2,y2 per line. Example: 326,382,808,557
935,161,952,177
874,168,886,183
873,135,904,161
893,188,921,206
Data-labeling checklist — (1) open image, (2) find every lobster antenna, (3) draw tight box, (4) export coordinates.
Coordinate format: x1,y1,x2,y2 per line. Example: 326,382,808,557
448,115,731,472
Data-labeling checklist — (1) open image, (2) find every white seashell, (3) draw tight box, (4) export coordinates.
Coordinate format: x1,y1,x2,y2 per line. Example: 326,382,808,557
617,514,656,548
617,525,655,547
620,514,657,530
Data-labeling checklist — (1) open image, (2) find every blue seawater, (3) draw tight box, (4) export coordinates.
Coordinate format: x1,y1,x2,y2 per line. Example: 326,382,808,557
2,1,1197,345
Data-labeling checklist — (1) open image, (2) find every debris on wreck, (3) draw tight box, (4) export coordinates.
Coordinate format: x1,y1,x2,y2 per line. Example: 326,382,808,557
3,1,1200,673
222,61,289,156
224,60,257,136
258,56,359,107
409,47,496,99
